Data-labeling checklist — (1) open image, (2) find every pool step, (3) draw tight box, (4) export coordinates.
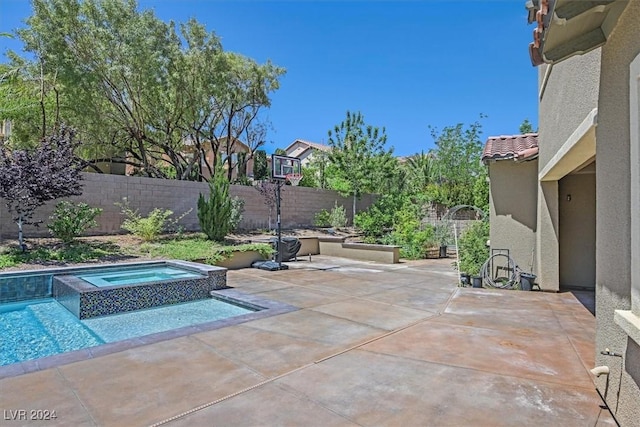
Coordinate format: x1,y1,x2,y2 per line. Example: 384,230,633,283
27,303,103,352
0,306,60,365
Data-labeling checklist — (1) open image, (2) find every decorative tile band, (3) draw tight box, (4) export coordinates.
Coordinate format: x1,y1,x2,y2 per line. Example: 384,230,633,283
53,268,227,319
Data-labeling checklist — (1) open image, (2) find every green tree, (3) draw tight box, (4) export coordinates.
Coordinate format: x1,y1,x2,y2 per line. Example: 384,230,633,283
327,111,394,220
0,56,62,149
252,149,268,180
405,150,440,193
427,118,487,208
519,118,534,134
306,150,331,189
197,160,232,241
11,0,284,181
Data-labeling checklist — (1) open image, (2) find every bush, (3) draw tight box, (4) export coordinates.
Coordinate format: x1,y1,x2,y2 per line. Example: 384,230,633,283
383,226,435,260
458,220,490,276
198,164,232,241
117,198,189,242
48,201,102,243
328,202,348,228
313,209,331,227
229,197,245,231
363,195,437,259
354,193,404,238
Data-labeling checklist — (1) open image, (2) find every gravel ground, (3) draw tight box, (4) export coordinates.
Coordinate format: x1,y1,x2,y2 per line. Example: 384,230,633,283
0,227,362,271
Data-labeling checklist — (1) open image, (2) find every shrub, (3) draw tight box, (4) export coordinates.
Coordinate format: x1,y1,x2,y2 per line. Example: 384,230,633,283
384,225,435,260
328,202,348,228
458,220,490,276
313,209,331,227
117,198,189,242
365,195,437,259
354,193,404,238
229,196,245,231
198,164,232,241
48,201,103,243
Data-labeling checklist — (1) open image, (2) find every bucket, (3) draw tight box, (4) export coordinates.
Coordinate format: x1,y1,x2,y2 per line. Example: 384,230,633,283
520,272,537,291
472,276,483,288
460,273,470,286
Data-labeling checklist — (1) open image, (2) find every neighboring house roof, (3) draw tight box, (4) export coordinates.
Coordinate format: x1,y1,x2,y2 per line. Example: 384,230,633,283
285,139,331,154
284,139,331,161
482,133,539,164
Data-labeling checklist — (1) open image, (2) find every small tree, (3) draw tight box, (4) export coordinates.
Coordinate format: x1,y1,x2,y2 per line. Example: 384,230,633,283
519,119,534,134
0,126,83,249
198,161,232,241
254,181,278,230
328,111,395,220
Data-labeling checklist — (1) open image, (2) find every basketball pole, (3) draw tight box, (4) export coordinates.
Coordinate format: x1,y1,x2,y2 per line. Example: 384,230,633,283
276,180,283,269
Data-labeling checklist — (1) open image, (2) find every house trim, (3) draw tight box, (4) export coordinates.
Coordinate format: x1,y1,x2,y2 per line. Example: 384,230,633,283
614,51,640,344
539,108,598,181
539,64,553,101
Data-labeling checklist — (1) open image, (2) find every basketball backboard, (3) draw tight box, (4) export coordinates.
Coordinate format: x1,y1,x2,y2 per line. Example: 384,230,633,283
271,154,301,180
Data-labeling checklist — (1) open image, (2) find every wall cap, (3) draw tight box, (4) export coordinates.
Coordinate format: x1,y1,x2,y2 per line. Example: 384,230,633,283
614,309,640,347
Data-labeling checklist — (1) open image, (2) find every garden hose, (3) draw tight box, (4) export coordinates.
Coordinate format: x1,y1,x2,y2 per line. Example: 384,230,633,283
480,253,521,289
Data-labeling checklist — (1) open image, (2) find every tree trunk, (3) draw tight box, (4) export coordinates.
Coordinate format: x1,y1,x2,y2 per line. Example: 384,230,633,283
17,215,26,252
352,194,357,226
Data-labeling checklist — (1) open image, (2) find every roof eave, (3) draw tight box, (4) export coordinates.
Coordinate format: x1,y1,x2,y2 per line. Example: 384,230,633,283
527,0,629,66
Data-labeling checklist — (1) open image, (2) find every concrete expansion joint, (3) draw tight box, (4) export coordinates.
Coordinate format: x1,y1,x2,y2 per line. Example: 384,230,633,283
149,290,455,427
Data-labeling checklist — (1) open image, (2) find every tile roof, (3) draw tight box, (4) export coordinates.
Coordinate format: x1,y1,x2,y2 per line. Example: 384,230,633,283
296,139,332,152
482,133,539,164
284,139,332,156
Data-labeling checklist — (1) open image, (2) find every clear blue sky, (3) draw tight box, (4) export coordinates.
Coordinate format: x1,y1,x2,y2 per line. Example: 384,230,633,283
1,0,538,156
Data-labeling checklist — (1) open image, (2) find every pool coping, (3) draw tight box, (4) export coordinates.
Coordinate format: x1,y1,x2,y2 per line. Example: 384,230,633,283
0,289,298,380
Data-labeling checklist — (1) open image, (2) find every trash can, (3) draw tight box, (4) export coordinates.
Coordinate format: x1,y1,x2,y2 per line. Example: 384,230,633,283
520,272,537,291
439,245,448,258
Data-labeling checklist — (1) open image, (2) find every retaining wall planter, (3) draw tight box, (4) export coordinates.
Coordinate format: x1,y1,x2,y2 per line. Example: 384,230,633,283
318,236,400,264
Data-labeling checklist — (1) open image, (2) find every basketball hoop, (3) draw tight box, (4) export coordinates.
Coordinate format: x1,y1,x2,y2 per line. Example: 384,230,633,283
286,173,303,187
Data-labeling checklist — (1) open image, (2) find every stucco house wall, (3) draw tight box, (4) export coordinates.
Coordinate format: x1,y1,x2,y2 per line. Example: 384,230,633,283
593,2,640,424
529,1,640,423
538,49,601,168
488,159,538,275
536,48,601,292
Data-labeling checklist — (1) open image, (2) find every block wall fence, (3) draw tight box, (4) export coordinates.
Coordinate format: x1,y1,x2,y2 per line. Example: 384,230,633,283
0,173,377,239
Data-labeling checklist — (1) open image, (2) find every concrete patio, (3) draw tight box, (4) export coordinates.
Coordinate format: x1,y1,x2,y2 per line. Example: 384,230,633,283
0,256,615,426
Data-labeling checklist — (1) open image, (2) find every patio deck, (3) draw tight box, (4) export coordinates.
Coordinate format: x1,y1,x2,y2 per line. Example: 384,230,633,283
0,256,615,426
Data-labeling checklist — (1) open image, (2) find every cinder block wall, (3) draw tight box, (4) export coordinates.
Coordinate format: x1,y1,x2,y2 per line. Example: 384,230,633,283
0,173,376,239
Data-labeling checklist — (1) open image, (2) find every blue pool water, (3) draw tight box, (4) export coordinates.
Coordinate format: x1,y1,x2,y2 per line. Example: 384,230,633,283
0,300,104,366
77,266,203,287
0,298,254,366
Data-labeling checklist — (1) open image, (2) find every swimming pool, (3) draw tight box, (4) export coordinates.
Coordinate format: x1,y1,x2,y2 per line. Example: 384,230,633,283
0,296,256,367
0,261,226,309
0,261,298,377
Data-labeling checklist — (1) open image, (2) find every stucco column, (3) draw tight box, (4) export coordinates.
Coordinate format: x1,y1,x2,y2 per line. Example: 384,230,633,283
536,180,560,291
